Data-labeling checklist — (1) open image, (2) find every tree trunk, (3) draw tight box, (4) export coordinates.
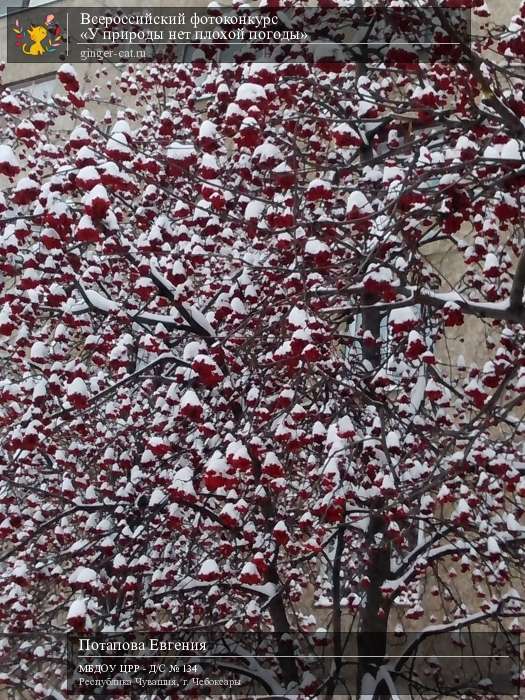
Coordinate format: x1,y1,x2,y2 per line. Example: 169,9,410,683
251,450,299,688
357,514,391,697
357,291,391,697
267,563,299,687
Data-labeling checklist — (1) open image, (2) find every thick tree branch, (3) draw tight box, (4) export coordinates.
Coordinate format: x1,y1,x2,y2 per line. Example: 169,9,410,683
509,247,525,312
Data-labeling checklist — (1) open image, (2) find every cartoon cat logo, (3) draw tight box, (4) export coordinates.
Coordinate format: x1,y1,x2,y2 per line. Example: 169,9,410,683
13,14,63,57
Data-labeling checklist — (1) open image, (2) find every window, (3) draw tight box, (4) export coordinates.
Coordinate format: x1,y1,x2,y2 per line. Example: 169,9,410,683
0,0,55,17
10,74,58,104
20,76,57,102
0,0,27,16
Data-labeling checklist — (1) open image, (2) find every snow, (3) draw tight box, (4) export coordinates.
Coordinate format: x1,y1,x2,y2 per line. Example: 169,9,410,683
107,133,132,158
506,513,523,532
334,123,360,139
166,141,196,160
67,377,88,396
249,63,276,78
183,342,205,362
180,302,215,337
252,142,283,163
337,415,355,437
487,536,500,554
84,289,119,313
225,103,244,120
76,146,96,161
11,561,27,579
455,135,477,152
236,83,266,102
420,288,512,312
199,120,217,139
83,184,109,206
288,307,308,328
0,145,18,167
0,305,13,334
15,177,39,192
239,582,277,598
483,252,499,272
365,266,395,284
171,466,195,493
30,341,48,360
0,94,21,110
455,498,470,514
500,138,522,160
32,380,47,400
230,298,246,315
59,63,78,79
199,559,219,577
305,239,329,255
313,43,344,64
273,161,292,174
390,306,418,326
347,190,373,213
76,165,99,182
67,598,86,619
483,144,501,159
440,172,461,185
148,488,167,507
207,451,228,473
386,431,400,449
245,200,266,220
266,452,285,475
200,153,218,171
111,119,132,136
383,165,403,182
70,126,90,142
516,371,525,392
226,441,250,463
69,567,97,584
180,389,200,408
308,177,330,191
220,501,240,521
113,553,127,569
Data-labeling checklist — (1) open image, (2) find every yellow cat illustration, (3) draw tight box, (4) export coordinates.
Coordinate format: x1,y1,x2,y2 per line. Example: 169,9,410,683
22,25,48,56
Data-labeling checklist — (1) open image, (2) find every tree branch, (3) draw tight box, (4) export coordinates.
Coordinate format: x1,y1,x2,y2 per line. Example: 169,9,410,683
509,247,525,312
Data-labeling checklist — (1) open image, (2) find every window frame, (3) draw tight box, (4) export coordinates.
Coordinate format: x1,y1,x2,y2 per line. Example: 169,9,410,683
6,70,57,95
1,0,56,17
